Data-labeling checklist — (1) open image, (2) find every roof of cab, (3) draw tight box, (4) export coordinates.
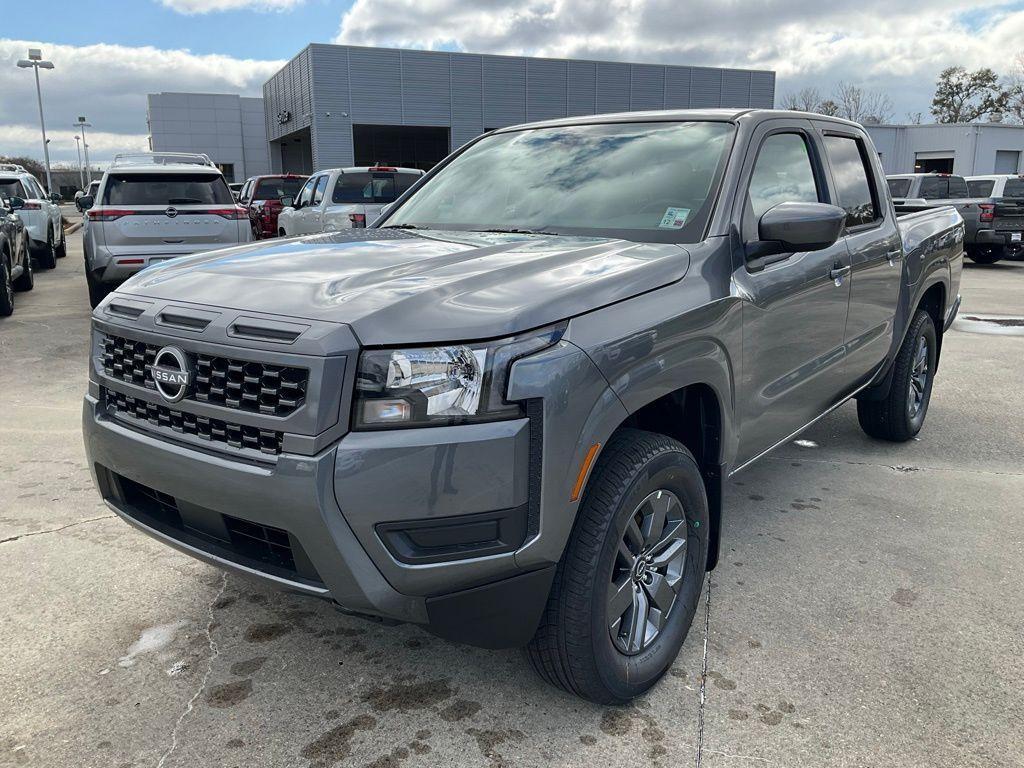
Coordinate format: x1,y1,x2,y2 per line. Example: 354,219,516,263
491,108,865,133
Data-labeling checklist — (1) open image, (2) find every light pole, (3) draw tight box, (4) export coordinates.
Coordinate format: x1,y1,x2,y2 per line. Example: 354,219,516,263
74,135,85,189
76,117,92,182
16,49,55,193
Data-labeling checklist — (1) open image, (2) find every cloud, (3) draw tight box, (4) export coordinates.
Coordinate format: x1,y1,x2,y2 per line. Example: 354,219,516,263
160,0,306,13
335,0,1024,119
0,38,282,165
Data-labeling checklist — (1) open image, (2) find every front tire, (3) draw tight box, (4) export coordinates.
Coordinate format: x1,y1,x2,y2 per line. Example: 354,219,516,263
85,266,111,309
857,309,937,442
12,241,33,292
0,254,14,317
527,429,709,704
55,226,67,258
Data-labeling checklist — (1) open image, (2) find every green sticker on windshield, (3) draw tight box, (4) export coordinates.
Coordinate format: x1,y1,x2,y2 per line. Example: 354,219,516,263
658,207,690,229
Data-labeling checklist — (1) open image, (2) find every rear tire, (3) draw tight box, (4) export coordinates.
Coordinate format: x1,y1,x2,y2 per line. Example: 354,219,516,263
526,429,709,704
12,241,33,292
33,229,57,270
86,266,111,309
857,309,937,442
967,246,1003,265
55,226,67,258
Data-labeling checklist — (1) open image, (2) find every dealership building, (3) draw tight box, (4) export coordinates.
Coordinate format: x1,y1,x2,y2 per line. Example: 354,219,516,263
149,44,776,179
865,122,1024,176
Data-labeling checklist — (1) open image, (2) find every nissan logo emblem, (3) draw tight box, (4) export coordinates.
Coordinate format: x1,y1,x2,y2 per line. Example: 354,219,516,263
165,206,179,218
151,346,192,403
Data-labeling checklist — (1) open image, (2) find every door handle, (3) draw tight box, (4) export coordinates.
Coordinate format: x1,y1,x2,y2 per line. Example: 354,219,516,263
886,249,901,266
829,264,851,284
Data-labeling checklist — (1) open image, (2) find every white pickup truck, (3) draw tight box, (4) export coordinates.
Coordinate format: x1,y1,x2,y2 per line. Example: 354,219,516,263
276,166,423,236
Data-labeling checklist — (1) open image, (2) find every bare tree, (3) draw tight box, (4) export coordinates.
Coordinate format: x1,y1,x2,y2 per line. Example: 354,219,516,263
780,87,826,112
834,82,895,124
905,111,923,125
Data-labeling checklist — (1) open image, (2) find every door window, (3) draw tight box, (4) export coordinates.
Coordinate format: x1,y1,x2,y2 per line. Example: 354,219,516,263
967,179,994,197
296,177,316,207
312,175,328,205
747,133,820,220
823,135,878,227
0,180,27,200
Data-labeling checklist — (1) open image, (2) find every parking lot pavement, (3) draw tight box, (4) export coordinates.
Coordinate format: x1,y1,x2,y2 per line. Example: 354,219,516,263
2,233,1022,768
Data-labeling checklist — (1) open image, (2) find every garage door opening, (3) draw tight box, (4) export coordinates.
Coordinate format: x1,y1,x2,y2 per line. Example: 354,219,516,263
353,125,450,171
273,127,314,175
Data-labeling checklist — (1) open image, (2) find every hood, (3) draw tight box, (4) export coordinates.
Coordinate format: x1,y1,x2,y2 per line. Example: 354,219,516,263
118,229,690,345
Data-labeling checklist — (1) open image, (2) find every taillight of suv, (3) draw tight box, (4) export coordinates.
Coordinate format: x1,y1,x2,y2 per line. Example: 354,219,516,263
88,209,136,222
208,207,248,220
349,213,367,228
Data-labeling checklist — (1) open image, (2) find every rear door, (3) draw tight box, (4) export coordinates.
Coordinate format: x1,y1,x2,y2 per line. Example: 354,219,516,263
98,171,242,258
992,177,1024,243
292,174,327,234
819,128,903,386
734,121,853,468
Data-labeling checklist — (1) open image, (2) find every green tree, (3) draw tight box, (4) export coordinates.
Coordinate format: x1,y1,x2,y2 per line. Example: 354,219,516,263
931,66,1008,123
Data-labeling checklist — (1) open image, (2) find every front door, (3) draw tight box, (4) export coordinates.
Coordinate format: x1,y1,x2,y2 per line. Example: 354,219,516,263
734,123,853,468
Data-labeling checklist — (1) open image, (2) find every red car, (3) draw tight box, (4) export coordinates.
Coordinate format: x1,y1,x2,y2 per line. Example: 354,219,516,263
239,174,308,239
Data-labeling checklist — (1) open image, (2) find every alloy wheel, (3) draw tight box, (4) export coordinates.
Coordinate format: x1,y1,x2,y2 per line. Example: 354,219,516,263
908,335,929,417
608,490,688,655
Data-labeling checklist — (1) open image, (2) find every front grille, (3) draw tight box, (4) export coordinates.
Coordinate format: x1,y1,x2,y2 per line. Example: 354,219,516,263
224,516,297,573
101,333,308,416
102,387,284,455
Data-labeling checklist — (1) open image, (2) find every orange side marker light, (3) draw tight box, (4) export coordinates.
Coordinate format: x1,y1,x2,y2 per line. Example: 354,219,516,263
570,443,601,502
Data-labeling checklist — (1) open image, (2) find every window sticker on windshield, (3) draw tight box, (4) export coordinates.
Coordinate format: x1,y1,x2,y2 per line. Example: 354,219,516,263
658,207,691,229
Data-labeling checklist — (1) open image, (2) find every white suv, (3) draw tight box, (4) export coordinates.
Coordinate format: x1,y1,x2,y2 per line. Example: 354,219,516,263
276,166,424,236
79,153,250,308
0,164,64,269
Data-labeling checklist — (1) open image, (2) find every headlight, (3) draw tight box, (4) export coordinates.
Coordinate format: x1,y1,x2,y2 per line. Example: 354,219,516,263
354,324,565,429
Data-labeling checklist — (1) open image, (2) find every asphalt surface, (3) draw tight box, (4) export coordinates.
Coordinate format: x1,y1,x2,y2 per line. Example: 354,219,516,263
2,227,1022,768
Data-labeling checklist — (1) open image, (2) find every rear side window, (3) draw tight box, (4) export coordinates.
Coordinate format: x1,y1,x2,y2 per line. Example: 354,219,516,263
946,177,968,198
968,180,995,197
102,173,233,205
823,136,878,226
254,177,305,201
332,172,421,204
747,134,820,219
1002,178,1024,198
886,178,911,198
0,179,27,199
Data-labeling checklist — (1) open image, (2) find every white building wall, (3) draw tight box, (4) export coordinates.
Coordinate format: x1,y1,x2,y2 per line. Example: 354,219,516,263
148,92,272,182
866,123,1024,176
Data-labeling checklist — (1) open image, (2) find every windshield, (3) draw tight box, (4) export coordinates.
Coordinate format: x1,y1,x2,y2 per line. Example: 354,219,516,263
254,177,306,201
382,121,736,242
102,173,233,205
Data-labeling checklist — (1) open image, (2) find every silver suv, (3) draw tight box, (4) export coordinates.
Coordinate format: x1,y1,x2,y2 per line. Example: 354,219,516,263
79,153,250,307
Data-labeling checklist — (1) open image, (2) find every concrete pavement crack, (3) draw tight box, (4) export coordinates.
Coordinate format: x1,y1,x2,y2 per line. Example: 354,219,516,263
695,576,711,768
155,571,229,768
0,514,114,544
766,455,1024,478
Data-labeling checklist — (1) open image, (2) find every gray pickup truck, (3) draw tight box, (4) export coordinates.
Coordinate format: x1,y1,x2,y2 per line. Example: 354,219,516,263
84,109,963,704
886,173,994,263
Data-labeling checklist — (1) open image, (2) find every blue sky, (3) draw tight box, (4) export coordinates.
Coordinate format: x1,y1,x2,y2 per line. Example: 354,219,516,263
3,0,351,60
3,0,1024,166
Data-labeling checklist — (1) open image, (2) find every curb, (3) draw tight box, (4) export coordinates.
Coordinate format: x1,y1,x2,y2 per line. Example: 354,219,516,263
65,222,82,235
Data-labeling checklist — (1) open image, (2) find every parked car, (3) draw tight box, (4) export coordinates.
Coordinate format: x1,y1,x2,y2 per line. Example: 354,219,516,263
276,166,423,236
886,173,995,263
228,182,244,201
0,163,65,269
77,152,250,308
238,173,307,239
84,110,961,704
965,174,1024,261
76,180,101,211
0,195,34,316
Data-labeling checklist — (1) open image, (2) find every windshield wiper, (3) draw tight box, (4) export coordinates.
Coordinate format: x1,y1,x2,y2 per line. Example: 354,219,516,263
380,223,423,230
167,198,203,204
472,227,552,235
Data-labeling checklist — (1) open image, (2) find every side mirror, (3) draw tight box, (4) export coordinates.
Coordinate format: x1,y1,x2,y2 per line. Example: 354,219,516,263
9,196,25,210
281,196,294,208
50,192,62,203
78,195,94,210
751,202,846,258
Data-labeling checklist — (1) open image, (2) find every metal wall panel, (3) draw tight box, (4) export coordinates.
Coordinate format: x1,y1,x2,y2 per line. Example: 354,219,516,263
721,70,752,108
567,60,597,116
401,49,452,127
310,44,355,170
348,47,403,124
663,66,692,108
595,62,630,113
630,65,665,111
483,57,526,129
689,67,723,108
527,59,568,122
451,53,483,148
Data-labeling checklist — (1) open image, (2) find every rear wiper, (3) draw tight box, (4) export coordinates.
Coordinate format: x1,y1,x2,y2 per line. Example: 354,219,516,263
167,198,203,204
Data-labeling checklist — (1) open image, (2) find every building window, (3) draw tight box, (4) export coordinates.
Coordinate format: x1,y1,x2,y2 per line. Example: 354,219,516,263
216,163,235,182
